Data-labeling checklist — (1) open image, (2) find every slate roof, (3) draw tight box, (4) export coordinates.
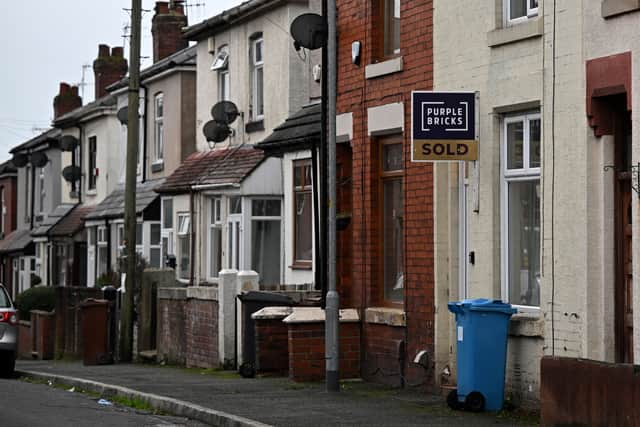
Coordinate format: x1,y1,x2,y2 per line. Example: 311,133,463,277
10,128,61,154
50,205,95,238
257,102,321,156
155,147,265,194
85,179,165,220
0,229,33,254
31,204,77,237
183,0,281,41
108,46,197,91
53,95,117,128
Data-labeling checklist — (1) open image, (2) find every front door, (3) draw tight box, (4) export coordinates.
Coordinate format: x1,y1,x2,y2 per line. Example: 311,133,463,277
614,107,633,363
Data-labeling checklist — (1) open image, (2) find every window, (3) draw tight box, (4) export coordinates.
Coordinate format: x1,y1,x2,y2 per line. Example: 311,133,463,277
0,186,5,235
177,214,190,280
251,199,281,288
506,0,538,25
88,136,97,190
24,165,30,221
251,36,264,120
293,160,313,266
97,226,109,277
38,167,45,213
214,45,230,102
227,196,242,270
376,0,400,59
149,223,162,268
502,112,541,308
208,198,223,279
161,198,174,266
154,94,164,163
380,140,404,303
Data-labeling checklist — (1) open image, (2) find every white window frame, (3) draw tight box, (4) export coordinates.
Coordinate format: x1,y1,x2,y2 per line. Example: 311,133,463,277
154,93,164,163
177,213,191,281
97,225,109,277
87,135,98,191
38,166,45,214
251,37,264,120
227,196,243,271
208,197,224,280
148,221,162,268
505,0,539,26
161,197,174,269
215,45,230,102
501,111,541,312
249,198,283,288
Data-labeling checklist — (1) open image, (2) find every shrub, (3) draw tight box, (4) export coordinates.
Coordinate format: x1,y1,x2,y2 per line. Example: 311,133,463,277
15,286,55,320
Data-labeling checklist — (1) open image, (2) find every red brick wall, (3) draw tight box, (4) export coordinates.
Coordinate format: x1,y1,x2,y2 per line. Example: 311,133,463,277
255,318,289,375
185,299,219,369
157,297,187,365
288,322,360,382
337,0,435,387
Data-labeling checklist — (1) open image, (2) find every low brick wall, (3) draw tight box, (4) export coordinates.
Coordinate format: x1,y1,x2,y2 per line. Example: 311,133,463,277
18,321,31,359
285,308,361,382
31,310,55,360
157,286,219,369
254,307,292,375
541,356,640,426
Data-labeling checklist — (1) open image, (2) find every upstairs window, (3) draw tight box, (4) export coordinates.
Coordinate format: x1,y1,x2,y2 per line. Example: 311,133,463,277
250,36,264,120
88,136,97,190
213,45,230,102
506,0,539,25
154,93,164,163
376,0,401,59
38,167,45,213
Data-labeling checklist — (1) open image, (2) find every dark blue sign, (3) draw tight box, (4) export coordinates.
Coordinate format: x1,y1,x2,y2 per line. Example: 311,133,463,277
412,91,476,141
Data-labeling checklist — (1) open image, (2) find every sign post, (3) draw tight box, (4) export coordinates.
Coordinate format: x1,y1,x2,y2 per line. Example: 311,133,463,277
411,91,478,162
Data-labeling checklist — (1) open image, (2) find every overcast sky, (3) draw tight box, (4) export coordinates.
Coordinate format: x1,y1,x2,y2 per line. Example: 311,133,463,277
0,0,241,162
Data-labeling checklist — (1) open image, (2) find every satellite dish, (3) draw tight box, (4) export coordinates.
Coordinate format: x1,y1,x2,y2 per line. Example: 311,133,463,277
211,101,239,125
117,106,129,125
62,165,82,183
12,153,28,168
203,120,231,143
59,135,79,151
290,13,327,50
30,152,48,168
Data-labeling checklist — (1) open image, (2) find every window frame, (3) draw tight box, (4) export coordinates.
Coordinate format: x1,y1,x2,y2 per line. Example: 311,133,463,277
215,45,230,102
208,197,223,280
250,198,282,288
161,197,174,267
292,159,313,268
38,166,45,213
505,0,539,26
177,213,191,281
154,93,164,164
250,36,264,121
0,186,5,235
378,137,404,306
501,111,541,312
375,0,401,60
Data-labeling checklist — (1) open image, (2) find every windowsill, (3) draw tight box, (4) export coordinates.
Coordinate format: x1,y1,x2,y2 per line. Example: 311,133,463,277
246,119,264,133
151,161,164,173
290,262,312,270
365,56,404,79
86,189,97,196
487,17,543,47
602,0,640,18
365,307,406,327
509,312,544,338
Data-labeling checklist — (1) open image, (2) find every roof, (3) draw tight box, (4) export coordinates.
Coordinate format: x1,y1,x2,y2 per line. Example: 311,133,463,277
0,160,17,178
85,179,165,220
108,46,197,91
53,95,117,128
183,0,284,41
10,128,61,154
257,102,321,156
31,204,77,237
50,205,95,238
155,147,265,194
0,229,33,254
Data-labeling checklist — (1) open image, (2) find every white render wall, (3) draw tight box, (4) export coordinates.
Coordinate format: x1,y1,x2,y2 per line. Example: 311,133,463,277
194,2,310,152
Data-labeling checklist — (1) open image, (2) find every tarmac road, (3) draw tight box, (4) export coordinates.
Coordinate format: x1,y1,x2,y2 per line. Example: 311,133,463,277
0,377,209,427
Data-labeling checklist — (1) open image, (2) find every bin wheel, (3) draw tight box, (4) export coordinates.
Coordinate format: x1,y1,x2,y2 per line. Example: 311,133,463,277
239,362,256,378
446,389,463,410
464,391,485,412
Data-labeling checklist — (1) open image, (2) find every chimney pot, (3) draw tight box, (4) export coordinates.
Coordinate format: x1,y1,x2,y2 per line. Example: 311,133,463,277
112,46,124,57
155,2,169,15
59,82,71,95
98,44,110,58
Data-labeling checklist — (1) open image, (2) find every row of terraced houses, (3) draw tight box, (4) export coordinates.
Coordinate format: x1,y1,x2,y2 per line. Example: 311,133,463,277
3,0,640,413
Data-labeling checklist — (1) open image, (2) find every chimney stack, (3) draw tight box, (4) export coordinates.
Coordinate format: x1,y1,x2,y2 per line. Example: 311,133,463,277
53,82,82,119
152,1,188,63
93,44,128,99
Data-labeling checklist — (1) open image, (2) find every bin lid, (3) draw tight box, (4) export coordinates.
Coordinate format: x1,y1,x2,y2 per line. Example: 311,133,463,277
237,291,294,305
80,298,110,308
448,298,516,315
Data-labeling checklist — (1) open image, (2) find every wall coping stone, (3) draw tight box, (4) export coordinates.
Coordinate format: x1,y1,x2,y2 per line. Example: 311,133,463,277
187,286,218,301
251,306,293,320
158,287,187,300
30,310,55,317
283,307,360,324
365,307,406,327
509,313,544,338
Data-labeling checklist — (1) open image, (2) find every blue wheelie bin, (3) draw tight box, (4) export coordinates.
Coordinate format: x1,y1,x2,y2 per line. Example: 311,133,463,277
447,299,516,412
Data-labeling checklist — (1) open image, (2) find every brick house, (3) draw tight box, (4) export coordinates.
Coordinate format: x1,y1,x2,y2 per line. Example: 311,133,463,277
334,0,435,387
0,161,18,297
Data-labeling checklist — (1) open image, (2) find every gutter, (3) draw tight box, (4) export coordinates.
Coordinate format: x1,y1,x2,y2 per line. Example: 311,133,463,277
190,183,241,191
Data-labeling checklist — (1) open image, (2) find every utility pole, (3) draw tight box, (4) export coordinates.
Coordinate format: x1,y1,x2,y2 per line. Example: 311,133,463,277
325,0,339,392
120,0,142,362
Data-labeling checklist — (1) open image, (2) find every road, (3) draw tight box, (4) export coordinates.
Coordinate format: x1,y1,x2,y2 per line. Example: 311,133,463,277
0,377,209,427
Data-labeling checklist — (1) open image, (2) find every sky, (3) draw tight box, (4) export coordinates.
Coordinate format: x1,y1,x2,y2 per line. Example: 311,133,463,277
0,0,241,163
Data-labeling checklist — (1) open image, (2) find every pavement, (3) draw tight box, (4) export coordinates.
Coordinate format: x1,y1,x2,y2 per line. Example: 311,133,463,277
16,360,537,426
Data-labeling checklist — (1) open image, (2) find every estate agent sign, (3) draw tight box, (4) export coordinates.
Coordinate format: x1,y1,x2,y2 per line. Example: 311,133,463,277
411,91,478,161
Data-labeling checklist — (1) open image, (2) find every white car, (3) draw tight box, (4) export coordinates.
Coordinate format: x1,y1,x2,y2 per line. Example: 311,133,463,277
0,284,17,377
